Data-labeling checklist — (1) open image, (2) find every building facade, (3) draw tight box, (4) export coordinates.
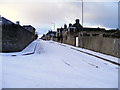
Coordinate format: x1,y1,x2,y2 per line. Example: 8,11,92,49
41,31,57,41
0,17,36,52
42,19,120,57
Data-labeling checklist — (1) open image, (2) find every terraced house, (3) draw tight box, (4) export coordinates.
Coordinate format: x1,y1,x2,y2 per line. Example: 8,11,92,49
0,16,36,52
42,19,120,58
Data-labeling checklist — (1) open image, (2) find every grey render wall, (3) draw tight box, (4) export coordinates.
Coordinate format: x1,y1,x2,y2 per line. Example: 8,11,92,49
78,34,120,58
66,32,75,45
61,30,120,58
0,16,2,52
65,31,79,46
2,17,34,52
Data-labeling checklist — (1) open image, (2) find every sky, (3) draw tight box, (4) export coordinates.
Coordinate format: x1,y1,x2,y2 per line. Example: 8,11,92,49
0,0,119,35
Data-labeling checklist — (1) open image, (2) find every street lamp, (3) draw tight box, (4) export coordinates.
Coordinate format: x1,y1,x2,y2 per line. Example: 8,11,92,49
52,23,55,31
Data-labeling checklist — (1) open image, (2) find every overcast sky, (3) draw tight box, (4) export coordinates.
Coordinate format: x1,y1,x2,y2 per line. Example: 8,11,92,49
0,0,119,35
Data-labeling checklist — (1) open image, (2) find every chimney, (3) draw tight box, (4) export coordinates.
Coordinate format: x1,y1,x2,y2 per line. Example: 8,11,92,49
75,19,80,24
16,21,20,25
69,23,72,27
64,24,67,29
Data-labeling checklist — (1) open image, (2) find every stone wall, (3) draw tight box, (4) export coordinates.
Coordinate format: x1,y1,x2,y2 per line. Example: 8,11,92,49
60,30,120,58
1,17,34,52
65,31,79,46
0,16,2,52
78,33,120,57
16,25,34,51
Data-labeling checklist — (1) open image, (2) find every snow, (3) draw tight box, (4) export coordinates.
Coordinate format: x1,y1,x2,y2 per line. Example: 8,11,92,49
0,39,118,88
58,42,119,64
0,40,38,56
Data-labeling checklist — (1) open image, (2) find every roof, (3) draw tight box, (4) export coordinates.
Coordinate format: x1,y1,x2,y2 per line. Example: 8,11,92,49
72,23,83,29
83,27,105,31
46,31,56,36
2,17,14,24
23,25,35,29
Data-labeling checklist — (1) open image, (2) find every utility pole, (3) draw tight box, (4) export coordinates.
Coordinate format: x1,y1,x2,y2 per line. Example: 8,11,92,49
118,1,120,30
51,23,55,31
81,0,84,48
82,0,83,28
54,23,55,31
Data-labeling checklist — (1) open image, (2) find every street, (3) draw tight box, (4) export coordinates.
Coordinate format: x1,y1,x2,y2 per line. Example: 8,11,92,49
1,40,118,88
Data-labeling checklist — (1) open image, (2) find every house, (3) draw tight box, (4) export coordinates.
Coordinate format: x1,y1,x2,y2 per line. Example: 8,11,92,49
41,31,57,41
23,25,36,40
1,17,36,52
72,19,83,32
41,34,46,40
23,25,35,34
53,19,120,57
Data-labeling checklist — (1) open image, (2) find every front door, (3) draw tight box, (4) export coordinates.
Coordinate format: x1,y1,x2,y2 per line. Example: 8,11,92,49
76,37,78,47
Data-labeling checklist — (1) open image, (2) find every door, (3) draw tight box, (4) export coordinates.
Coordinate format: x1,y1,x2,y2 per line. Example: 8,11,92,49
76,37,78,47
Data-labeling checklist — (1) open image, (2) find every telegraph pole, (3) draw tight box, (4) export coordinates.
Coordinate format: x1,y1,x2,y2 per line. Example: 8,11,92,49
82,0,83,28
81,0,84,48
118,1,120,30
52,23,55,31
54,23,55,31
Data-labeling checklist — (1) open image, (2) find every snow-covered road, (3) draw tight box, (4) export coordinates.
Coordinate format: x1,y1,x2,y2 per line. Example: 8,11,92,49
1,39,119,88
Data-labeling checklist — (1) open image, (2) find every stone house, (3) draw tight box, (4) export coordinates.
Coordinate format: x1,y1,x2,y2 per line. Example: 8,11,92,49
41,30,57,41
0,17,36,52
23,25,36,40
41,18,120,57
55,19,120,57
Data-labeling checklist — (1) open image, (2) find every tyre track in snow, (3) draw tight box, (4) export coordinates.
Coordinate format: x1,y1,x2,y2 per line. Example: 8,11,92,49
3,40,118,88
47,41,105,79
57,42,120,66
49,41,100,69
70,47,120,66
